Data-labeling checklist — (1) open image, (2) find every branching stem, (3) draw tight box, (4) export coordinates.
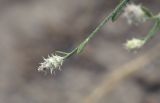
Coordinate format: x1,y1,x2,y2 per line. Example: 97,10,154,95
64,0,130,59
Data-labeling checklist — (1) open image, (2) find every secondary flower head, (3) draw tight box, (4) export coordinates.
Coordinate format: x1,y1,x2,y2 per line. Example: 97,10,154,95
38,54,64,74
124,38,145,50
123,3,147,25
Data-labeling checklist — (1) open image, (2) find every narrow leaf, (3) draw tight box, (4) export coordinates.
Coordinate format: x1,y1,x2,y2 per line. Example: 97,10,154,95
112,10,123,22
141,6,153,18
77,39,89,54
55,51,69,55
144,19,160,41
111,0,129,22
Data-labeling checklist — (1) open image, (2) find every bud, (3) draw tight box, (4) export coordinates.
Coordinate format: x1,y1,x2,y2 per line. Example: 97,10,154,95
38,54,64,74
124,38,145,50
123,4,147,25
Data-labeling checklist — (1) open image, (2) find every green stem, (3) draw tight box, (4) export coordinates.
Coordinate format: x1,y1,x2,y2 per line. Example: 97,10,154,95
64,47,78,59
86,0,129,41
144,19,160,42
64,0,129,59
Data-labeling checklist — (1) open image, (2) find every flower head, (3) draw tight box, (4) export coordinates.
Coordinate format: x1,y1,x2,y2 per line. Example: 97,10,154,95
38,54,64,74
124,38,145,50
123,4,147,25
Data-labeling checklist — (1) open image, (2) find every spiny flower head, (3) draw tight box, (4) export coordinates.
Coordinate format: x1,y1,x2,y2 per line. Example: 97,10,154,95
38,54,64,74
124,38,145,50
123,3,147,25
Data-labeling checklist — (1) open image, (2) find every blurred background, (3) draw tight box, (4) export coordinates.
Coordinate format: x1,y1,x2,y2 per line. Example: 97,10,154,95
0,0,160,103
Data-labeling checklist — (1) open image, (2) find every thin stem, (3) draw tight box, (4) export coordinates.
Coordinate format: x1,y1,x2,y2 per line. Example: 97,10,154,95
144,19,160,42
64,0,129,59
64,47,78,59
87,0,129,40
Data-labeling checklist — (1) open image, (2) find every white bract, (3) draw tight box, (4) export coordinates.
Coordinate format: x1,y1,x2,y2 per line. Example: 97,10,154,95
123,4,147,25
124,38,145,50
38,54,64,74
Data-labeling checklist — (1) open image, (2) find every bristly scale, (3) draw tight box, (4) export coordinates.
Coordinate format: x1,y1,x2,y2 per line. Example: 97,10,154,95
38,54,64,75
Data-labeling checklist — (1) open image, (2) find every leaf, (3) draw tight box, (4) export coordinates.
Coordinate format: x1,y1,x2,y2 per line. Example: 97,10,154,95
112,10,123,22
77,39,89,54
149,19,160,35
144,19,160,41
55,51,69,55
111,0,129,22
141,6,153,18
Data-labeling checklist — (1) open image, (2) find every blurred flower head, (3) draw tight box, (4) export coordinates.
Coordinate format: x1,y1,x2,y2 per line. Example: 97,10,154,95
38,54,64,74
123,4,147,25
124,38,145,50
